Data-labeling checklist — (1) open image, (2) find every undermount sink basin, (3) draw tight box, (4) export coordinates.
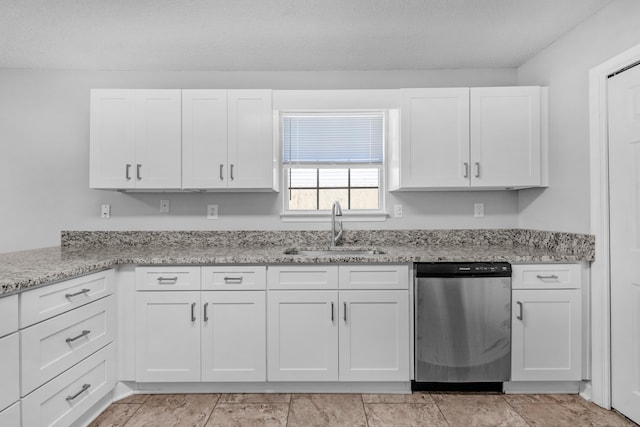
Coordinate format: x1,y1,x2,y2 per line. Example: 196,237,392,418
284,248,386,256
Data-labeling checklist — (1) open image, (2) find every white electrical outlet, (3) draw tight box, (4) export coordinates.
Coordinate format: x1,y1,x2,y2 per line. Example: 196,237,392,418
160,200,170,213
101,204,111,219
394,204,403,218
474,203,484,218
207,204,219,220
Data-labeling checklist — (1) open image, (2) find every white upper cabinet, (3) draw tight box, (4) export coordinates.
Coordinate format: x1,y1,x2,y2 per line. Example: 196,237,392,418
399,88,470,188
182,89,276,190
470,87,541,188
90,89,182,189
394,86,546,190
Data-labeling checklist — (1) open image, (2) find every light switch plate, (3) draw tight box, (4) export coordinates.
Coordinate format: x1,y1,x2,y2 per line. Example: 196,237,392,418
474,203,484,218
393,204,403,218
207,204,218,220
160,200,170,213
101,204,111,219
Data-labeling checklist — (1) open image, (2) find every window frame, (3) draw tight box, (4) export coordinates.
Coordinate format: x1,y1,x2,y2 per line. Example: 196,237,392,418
279,109,388,221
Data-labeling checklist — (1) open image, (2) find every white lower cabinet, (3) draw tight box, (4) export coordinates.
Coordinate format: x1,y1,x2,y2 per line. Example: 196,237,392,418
201,291,266,382
135,291,201,382
267,291,339,381
0,332,20,412
21,343,116,427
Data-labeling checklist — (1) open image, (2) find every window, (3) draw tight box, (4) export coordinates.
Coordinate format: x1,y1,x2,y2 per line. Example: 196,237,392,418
282,112,385,213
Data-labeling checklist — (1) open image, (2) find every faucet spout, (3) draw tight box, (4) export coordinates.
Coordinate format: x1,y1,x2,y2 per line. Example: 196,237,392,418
331,201,343,247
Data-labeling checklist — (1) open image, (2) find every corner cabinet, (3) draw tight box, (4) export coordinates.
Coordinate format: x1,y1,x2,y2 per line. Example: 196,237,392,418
182,89,276,190
90,89,182,190
393,86,547,190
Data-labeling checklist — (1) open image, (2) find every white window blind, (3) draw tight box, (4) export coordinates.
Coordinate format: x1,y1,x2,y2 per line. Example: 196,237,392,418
282,113,384,164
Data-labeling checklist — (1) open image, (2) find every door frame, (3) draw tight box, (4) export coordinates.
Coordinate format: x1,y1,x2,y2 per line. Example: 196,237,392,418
589,42,640,409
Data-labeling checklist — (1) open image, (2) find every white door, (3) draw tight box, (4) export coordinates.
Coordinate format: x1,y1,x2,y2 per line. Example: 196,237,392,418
339,291,410,381
182,90,229,189
135,292,201,382
201,291,266,382
400,88,470,188
511,289,581,381
89,89,136,189
267,290,338,381
608,64,640,423
227,89,274,189
470,87,541,187
134,90,182,189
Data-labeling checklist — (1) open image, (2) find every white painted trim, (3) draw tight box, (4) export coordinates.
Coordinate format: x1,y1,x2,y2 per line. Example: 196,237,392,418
588,42,640,410
503,381,581,394
133,381,411,394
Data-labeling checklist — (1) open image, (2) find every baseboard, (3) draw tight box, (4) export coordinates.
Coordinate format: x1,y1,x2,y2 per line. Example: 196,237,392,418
132,381,412,394
503,381,581,394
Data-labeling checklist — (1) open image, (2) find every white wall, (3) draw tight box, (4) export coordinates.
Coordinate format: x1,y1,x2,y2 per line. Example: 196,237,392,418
517,0,640,233
0,68,519,253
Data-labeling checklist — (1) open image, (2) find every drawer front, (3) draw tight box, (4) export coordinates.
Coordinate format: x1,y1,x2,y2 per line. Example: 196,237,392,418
20,269,115,328
267,265,339,290
22,343,116,427
0,294,19,337
0,402,20,427
21,296,115,396
0,333,19,412
202,266,266,290
339,265,410,290
512,264,581,290
135,266,201,291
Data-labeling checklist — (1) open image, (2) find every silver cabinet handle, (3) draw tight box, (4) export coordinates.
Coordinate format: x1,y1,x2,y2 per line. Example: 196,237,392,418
204,302,209,322
191,302,196,322
136,164,142,180
516,301,523,321
125,163,132,180
223,276,243,283
66,330,90,343
475,162,480,178
343,302,347,322
66,383,90,401
65,288,90,299
219,164,224,181
463,162,469,178
230,164,235,180
331,302,334,322
157,276,178,284
536,274,559,280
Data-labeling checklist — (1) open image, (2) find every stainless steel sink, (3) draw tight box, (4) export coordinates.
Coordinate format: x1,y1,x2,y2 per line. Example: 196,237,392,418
284,248,386,256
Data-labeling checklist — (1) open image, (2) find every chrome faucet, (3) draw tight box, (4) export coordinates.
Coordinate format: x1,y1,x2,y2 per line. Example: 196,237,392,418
331,201,343,247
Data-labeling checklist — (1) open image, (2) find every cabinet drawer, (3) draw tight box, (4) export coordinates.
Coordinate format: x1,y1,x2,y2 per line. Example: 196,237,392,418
136,266,201,291
0,333,19,412
0,402,20,427
21,296,115,396
202,266,266,290
0,294,18,337
267,265,338,290
20,269,114,328
22,343,116,427
339,265,409,290
512,264,581,290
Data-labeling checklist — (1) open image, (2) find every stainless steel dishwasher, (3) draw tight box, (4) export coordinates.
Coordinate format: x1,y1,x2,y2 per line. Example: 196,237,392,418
415,262,512,386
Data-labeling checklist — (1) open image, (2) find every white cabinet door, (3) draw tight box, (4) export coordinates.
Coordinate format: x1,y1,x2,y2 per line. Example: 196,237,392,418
400,88,470,188
511,289,582,381
90,89,136,189
227,89,274,189
201,291,266,382
134,90,182,189
267,290,338,381
182,90,228,189
0,333,19,411
470,86,541,187
339,291,410,381
135,292,201,382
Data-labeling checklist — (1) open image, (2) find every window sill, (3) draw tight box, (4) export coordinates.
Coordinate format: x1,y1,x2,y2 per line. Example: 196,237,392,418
280,211,389,223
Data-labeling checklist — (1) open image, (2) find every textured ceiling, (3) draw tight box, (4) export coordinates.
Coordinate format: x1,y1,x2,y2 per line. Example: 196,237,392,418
0,0,615,71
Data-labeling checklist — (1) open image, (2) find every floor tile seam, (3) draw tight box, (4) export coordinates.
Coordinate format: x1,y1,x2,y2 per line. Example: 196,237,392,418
432,402,452,427
360,393,370,427
121,401,145,427
201,394,222,427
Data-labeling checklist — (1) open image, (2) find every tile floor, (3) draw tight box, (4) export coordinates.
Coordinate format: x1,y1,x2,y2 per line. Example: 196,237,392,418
89,392,638,427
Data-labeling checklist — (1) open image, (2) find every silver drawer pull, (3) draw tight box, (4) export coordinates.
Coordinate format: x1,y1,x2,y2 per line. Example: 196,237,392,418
204,302,209,322
157,276,179,283
136,164,142,180
223,276,243,283
475,162,481,178
331,302,334,322
191,302,196,322
463,162,469,178
65,288,90,299
220,164,224,181
343,302,347,322
230,164,235,180
66,330,91,343
516,301,523,321
125,163,132,180
66,383,90,401
536,274,559,280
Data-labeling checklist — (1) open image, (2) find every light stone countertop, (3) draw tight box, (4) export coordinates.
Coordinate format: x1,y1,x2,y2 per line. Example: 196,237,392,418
0,240,592,296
